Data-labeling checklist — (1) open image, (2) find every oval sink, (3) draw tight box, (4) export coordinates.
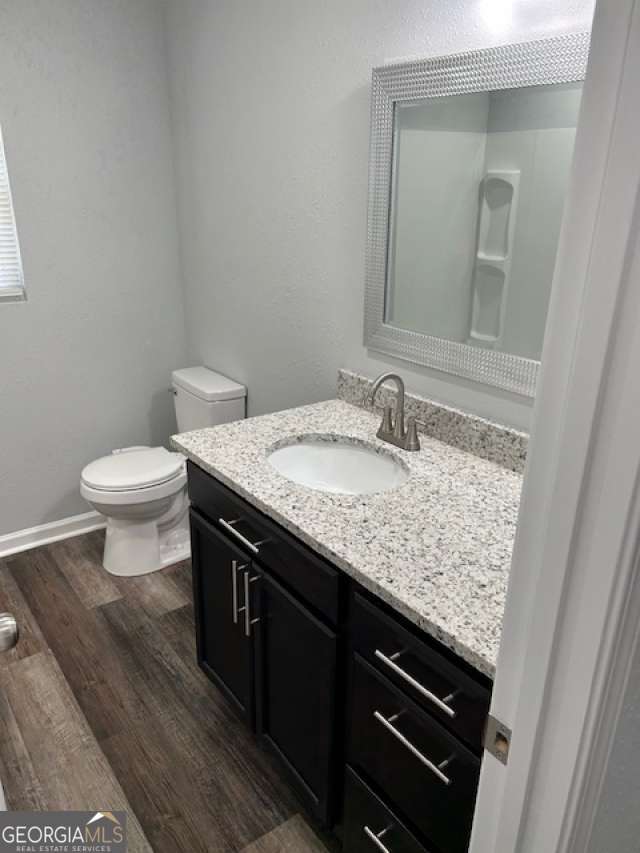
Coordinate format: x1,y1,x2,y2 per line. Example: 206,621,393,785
267,436,409,495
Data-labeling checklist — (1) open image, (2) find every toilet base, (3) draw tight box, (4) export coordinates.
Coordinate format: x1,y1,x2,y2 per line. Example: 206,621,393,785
102,509,190,577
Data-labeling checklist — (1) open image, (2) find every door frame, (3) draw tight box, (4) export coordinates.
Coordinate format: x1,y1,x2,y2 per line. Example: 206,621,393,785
470,0,640,849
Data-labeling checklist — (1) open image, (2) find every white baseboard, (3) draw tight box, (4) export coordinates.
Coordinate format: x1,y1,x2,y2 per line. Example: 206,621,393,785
0,511,106,559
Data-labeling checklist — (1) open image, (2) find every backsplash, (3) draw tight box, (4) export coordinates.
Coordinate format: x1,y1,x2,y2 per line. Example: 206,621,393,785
337,368,528,474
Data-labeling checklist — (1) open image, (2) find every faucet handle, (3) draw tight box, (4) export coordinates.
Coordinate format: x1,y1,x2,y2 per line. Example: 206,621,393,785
393,408,405,441
375,405,394,442
380,404,394,434
404,416,425,451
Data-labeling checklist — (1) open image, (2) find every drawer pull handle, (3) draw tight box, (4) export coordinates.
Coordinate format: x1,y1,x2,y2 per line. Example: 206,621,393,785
243,570,261,637
374,710,452,786
231,560,248,623
375,649,456,719
219,518,270,554
364,825,392,853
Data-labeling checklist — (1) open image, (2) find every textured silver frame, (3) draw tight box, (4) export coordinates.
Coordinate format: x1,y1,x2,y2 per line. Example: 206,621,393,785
363,32,590,397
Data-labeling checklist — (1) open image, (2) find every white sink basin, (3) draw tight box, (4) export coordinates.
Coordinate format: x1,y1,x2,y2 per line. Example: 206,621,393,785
267,436,409,495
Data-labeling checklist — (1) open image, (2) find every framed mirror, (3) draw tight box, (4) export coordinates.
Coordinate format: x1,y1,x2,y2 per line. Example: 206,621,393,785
363,33,590,397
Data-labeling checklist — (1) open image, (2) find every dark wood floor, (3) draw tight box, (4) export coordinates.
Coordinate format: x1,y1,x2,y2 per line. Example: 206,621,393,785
0,531,330,853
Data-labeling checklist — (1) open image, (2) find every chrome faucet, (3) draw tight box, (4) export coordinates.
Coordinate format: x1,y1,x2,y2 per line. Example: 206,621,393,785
366,372,422,451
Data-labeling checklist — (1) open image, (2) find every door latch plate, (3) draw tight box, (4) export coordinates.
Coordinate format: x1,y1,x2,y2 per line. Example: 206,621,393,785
484,714,511,765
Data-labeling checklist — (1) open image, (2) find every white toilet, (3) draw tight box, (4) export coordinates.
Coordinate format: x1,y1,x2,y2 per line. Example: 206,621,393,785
80,367,246,577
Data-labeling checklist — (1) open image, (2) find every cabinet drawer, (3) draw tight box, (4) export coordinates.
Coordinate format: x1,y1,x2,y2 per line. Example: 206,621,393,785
188,461,340,623
348,656,480,853
351,591,490,751
343,767,431,853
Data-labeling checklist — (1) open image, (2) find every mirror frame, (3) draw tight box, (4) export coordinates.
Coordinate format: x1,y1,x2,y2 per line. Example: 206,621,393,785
363,32,590,397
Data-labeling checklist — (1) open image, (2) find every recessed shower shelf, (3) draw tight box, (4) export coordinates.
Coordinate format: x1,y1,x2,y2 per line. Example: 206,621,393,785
468,170,520,349
477,252,508,264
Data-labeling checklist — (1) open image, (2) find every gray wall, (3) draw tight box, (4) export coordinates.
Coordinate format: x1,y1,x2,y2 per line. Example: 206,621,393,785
0,0,595,537
0,0,187,536
585,629,640,853
163,0,594,429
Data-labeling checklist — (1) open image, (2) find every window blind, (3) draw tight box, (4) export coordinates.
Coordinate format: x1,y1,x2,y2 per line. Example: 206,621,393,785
0,126,25,302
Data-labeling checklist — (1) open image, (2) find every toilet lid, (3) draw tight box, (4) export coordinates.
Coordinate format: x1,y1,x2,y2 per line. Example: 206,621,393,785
81,447,185,492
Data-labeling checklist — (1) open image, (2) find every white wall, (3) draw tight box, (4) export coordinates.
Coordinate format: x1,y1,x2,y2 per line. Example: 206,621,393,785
163,0,595,429
388,95,489,341
387,84,581,360
487,83,582,360
0,0,187,536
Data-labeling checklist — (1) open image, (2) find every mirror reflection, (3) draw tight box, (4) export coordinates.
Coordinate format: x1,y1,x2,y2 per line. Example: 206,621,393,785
384,82,583,361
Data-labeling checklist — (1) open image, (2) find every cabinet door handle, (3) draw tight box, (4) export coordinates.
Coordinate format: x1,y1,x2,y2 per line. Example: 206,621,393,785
374,710,452,786
364,825,392,853
219,518,270,554
243,570,261,637
375,649,456,718
231,560,248,623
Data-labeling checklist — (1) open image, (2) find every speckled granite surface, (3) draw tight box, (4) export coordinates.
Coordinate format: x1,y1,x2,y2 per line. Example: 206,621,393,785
172,399,523,678
337,368,529,474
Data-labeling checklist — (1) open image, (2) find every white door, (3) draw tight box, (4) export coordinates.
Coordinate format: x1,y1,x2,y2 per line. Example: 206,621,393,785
470,0,640,850
0,612,19,811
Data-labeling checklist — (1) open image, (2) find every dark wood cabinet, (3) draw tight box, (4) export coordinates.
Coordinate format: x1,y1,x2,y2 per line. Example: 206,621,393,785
189,493,340,825
190,509,254,725
255,571,338,823
187,462,490,852
343,767,432,853
348,656,480,853
350,590,490,754
188,461,340,623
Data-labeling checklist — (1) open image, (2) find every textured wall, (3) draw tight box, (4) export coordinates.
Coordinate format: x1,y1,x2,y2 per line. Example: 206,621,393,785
163,0,595,428
0,0,595,537
0,0,187,536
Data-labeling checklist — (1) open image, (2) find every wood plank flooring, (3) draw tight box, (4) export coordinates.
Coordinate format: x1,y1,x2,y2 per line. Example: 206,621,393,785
0,531,332,853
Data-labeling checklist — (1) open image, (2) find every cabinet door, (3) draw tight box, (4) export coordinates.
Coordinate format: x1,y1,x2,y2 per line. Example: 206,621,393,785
254,572,338,825
189,509,254,726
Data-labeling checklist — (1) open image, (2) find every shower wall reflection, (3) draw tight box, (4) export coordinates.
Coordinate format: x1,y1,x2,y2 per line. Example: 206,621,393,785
385,82,582,361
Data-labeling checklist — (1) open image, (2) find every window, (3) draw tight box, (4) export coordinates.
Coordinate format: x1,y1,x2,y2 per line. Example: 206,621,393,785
0,126,25,302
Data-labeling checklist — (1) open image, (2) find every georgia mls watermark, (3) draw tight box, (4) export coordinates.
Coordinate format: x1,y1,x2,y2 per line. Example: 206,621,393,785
0,811,127,853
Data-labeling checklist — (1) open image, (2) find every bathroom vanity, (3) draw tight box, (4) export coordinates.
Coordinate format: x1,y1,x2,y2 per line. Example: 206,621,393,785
172,371,525,853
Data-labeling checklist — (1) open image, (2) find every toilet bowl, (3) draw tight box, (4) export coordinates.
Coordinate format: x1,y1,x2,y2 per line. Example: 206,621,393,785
80,446,190,576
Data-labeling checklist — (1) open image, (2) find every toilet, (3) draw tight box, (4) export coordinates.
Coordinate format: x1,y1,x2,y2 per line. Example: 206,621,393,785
80,367,246,577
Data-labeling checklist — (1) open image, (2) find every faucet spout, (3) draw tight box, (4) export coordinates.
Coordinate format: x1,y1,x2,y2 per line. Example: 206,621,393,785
367,372,418,451
368,372,405,412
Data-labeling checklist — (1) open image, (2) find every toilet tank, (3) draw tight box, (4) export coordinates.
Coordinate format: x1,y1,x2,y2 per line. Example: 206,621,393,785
172,367,246,433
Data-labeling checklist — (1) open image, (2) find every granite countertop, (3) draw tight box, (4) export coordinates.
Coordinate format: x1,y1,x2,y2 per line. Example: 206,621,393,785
171,399,523,679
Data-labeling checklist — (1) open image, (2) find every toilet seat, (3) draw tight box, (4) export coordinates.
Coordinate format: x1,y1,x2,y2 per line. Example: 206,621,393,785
82,447,184,491
80,447,187,506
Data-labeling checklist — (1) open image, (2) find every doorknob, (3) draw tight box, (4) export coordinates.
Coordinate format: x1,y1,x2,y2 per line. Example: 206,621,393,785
0,613,18,652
